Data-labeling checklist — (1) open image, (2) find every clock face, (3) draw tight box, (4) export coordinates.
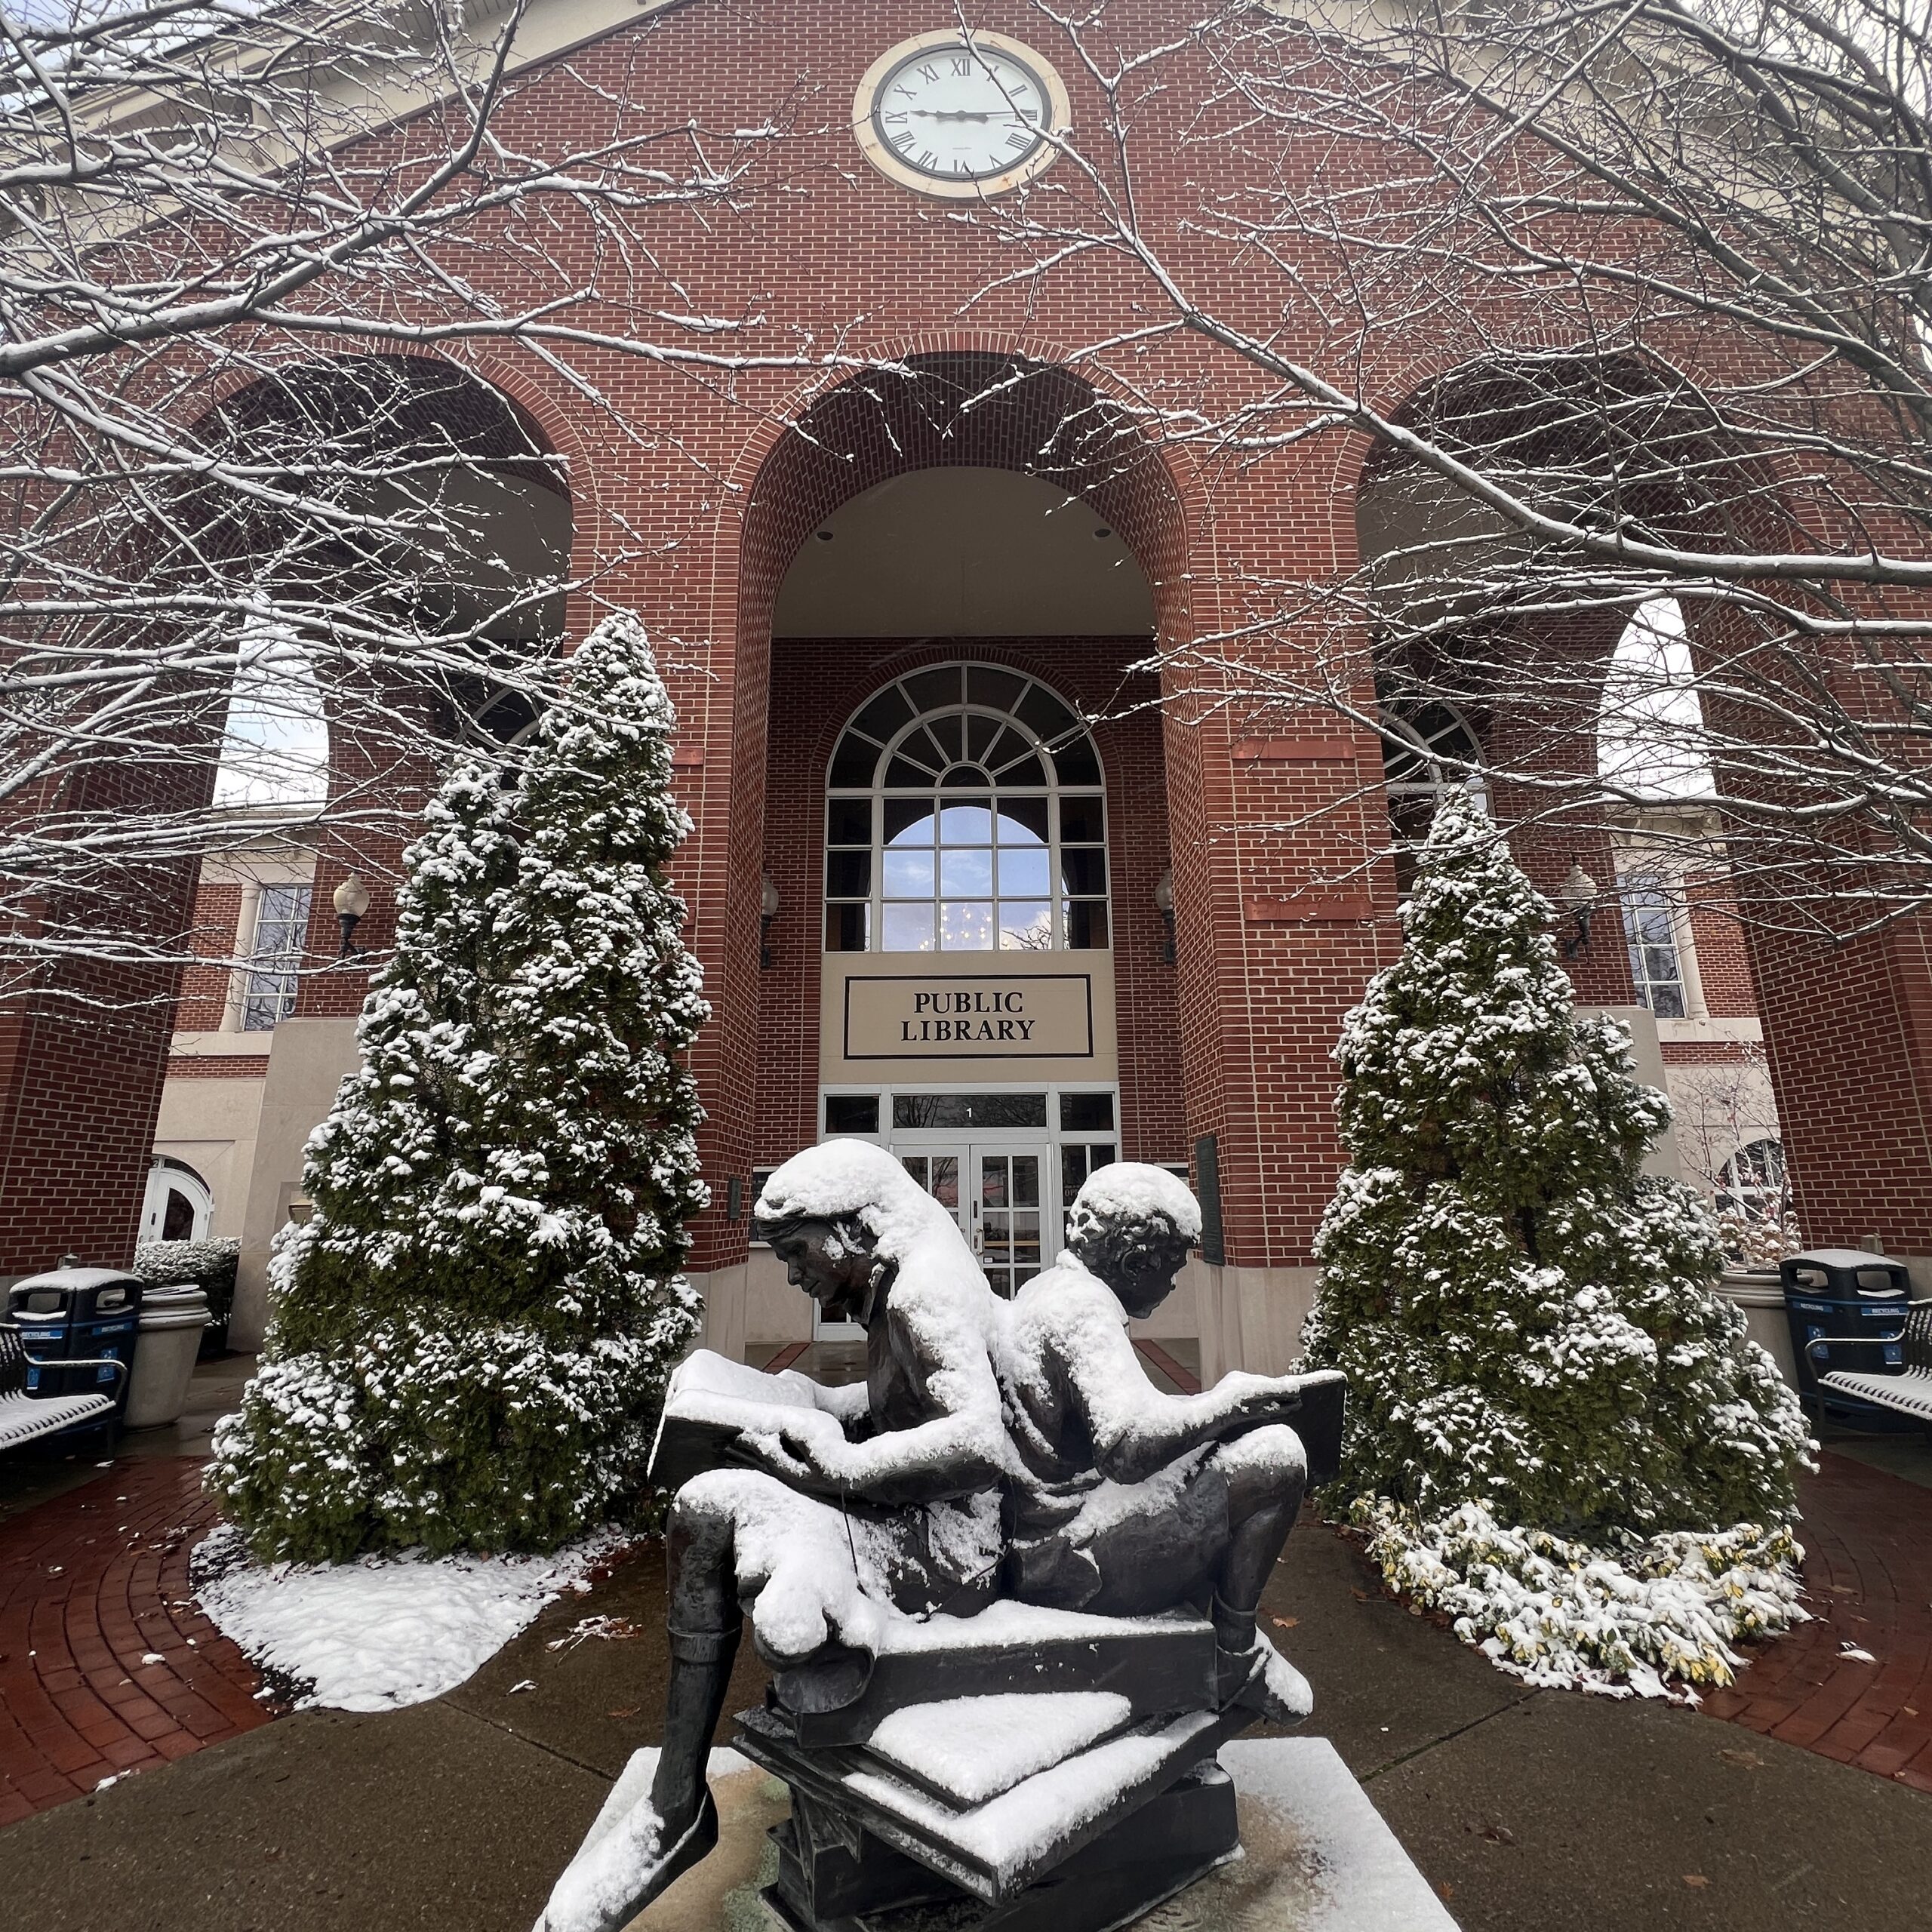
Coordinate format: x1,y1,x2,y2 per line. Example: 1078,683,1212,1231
855,33,1069,198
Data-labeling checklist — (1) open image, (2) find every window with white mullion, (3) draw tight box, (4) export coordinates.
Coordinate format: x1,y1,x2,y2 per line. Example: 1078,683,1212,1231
1619,875,1687,1019
825,663,1108,953
239,882,312,1032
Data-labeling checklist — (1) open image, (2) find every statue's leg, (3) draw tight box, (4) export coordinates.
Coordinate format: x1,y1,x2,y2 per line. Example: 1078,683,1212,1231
1206,1424,1311,1719
1208,1423,1309,1655
649,1484,743,1840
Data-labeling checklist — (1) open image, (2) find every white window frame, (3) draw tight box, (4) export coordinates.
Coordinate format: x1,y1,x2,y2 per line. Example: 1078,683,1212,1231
1610,823,1712,1024
238,881,312,1032
824,663,1109,956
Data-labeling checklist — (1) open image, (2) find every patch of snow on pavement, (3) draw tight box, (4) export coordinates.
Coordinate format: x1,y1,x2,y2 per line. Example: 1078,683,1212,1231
192,1523,624,1712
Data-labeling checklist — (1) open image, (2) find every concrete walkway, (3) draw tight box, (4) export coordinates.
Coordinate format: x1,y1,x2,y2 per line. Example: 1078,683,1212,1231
2,1494,1930,1930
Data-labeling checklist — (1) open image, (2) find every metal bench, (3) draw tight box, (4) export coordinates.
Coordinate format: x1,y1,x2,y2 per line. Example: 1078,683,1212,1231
0,1319,127,1451
1805,1298,1932,1428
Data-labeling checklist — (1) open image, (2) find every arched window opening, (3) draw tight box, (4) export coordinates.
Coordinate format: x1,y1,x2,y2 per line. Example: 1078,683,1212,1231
1598,598,1716,801
211,619,329,811
826,665,1108,952
1718,1138,1789,1229
1379,697,1486,896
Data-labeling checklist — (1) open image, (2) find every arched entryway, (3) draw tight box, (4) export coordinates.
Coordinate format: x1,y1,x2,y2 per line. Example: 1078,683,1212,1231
695,352,1194,1357
1352,351,1929,1271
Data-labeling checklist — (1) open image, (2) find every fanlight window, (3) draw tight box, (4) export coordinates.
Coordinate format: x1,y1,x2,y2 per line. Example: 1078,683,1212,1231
826,665,1109,952
1380,698,1486,895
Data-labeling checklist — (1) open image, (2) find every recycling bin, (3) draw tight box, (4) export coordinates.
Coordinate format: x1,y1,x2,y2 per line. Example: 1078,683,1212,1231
123,1283,212,1429
7,1266,141,1422
1781,1248,1914,1429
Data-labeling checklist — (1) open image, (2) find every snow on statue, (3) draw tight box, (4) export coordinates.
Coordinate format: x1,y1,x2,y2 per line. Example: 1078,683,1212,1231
208,614,708,1562
538,1139,1011,1927
999,1161,1337,1721
1300,789,1814,1697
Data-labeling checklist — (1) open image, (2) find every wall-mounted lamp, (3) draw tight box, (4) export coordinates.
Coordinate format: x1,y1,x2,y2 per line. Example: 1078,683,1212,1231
1556,861,1598,959
760,873,780,969
1152,867,1176,965
333,871,372,958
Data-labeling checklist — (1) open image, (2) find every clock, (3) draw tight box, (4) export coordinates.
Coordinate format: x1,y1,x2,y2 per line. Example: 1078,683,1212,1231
854,31,1070,199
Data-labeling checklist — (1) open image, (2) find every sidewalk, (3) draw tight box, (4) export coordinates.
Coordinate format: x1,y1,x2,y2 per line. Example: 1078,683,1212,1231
2,1361,1930,1929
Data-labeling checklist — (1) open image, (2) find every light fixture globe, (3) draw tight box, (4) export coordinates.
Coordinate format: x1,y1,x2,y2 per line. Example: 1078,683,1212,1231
332,871,372,957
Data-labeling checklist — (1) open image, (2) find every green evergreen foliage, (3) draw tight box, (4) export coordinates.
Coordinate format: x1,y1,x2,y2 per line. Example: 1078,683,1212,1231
1301,790,1809,1540
208,615,708,1562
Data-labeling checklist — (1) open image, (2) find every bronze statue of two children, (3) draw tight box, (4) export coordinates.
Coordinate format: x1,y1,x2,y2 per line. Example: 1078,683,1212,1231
538,1140,1342,1932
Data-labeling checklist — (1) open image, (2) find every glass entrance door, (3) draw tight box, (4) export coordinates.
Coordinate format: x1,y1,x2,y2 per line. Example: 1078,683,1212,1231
973,1145,1048,1298
893,1140,1051,1300
898,1150,967,1242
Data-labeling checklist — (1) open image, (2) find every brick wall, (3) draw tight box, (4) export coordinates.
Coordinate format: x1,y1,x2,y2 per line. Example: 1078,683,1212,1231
174,882,242,1033
8,0,1928,1281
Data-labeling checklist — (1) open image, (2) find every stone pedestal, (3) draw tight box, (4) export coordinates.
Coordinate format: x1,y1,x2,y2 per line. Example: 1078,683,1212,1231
621,1740,1458,1932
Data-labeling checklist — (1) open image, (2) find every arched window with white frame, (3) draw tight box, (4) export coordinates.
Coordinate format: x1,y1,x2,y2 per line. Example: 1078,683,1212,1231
825,664,1108,953
1378,696,1487,896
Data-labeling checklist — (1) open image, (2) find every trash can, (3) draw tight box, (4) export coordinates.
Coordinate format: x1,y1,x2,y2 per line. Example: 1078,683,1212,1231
7,1265,142,1428
123,1283,212,1430
1781,1248,1914,1429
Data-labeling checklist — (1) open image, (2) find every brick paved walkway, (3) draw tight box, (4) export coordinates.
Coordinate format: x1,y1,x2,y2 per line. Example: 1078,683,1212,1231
1703,1448,1932,1792
0,1457,269,1824
2,1419,1927,1834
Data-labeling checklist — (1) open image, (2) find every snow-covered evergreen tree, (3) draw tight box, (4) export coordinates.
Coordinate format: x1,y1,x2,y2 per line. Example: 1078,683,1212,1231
1303,790,1809,1540
209,614,708,1563
1301,792,1814,1694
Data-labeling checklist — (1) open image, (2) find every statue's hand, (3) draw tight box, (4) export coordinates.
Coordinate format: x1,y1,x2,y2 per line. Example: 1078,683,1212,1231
1226,1377,1306,1429
771,1407,851,1481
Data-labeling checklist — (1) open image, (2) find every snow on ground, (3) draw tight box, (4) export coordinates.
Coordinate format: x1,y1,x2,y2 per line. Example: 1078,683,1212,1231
192,1523,625,1712
1355,1498,1807,1703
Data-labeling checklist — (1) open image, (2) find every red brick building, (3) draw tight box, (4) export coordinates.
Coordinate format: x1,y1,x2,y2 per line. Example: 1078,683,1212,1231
4,1,1923,1360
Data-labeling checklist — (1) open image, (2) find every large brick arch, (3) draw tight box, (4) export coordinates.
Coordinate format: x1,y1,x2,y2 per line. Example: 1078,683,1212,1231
688,350,1192,1270
1356,349,1932,1260
0,354,574,1276
189,353,576,1014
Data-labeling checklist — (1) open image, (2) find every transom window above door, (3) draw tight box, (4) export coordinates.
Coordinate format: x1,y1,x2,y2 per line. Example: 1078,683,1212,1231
825,663,1109,952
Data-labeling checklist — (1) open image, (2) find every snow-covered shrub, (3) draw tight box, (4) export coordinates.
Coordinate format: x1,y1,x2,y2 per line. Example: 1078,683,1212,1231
1714,1206,1803,1270
1300,792,1812,1692
134,1236,240,1328
1354,1500,1804,1700
208,614,708,1563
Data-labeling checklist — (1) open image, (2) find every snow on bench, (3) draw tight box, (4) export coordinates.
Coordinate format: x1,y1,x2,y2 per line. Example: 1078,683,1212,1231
1808,1298,1932,1426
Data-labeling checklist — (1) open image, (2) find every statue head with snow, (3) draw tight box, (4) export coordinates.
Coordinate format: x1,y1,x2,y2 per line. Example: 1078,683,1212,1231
1063,1163,1202,1319
751,1147,907,1329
